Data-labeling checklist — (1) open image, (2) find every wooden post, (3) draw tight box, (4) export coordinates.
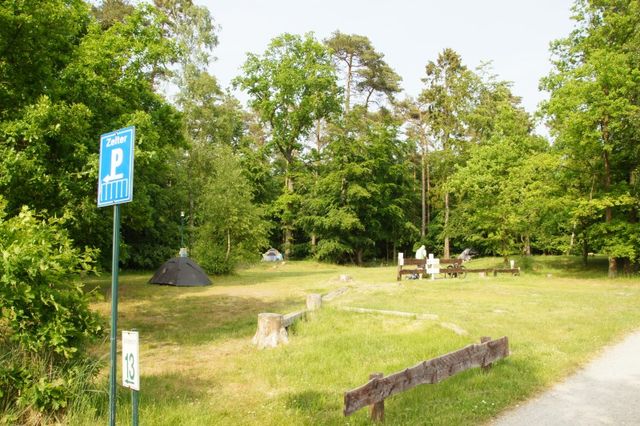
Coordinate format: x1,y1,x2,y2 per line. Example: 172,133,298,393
369,373,384,422
306,294,322,311
252,313,288,349
481,336,492,372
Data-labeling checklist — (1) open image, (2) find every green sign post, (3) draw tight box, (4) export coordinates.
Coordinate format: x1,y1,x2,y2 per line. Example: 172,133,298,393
98,126,135,426
109,206,121,425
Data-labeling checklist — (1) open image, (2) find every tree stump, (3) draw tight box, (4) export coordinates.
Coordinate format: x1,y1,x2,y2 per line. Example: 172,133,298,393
306,293,322,311
252,313,288,349
339,274,352,282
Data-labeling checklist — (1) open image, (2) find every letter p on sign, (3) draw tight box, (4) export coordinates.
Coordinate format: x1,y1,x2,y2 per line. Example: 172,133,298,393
109,148,124,182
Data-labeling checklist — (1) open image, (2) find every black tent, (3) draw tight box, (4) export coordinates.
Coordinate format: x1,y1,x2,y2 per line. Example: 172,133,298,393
149,256,211,286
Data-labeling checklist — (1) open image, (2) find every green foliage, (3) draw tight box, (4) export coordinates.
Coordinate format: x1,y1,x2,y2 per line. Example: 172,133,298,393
235,32,341,165
541,0,640,274
0,0,91,112
448,79,569,258
325,31,401,110
0,200,103,419
234,32,341,257
301,108,417,264
191,145,268,274
0,0,190,269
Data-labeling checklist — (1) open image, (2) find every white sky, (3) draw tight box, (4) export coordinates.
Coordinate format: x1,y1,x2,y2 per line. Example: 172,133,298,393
197,0,575,116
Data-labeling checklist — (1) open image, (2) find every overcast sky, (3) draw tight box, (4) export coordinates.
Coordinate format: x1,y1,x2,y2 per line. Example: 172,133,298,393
197,0,575,116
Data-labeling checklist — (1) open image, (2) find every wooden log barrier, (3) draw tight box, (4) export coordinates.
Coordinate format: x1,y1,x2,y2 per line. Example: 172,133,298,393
322,287,349,301
282,310,306,328
343,336,509,418
493,268,521,276
254,287,349,348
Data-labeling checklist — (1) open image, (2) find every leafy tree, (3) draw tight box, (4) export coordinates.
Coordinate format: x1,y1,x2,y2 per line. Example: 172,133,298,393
234,33,341,258
0,1,190,268
301,107,416,264
397,97,434,240
419,49,477,257
325,31,401,111
153,0,218,71
91,0,135,29
0,0,91,114
541,0,640,276
191,145,268,273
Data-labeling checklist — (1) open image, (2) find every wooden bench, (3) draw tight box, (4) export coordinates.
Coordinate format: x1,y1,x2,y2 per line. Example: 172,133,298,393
493,268,520,276
440,267,496,278
440,258,463,266
441,267,521,278
397,258,426,281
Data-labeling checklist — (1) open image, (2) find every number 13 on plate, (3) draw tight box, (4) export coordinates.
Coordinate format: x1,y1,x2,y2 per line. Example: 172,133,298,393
122,330,140,391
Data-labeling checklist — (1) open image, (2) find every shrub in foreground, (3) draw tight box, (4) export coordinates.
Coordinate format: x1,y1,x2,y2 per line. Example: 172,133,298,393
0,202,103,423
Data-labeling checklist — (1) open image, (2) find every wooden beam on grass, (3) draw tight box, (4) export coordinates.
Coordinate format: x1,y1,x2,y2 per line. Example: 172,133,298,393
282,310,307,328
338,306,439,320
343,336,509,417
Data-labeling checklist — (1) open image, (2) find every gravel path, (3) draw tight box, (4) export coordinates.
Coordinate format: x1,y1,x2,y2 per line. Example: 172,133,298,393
492,330,640,426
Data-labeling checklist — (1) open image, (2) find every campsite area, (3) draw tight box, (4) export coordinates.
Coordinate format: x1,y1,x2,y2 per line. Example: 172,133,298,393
66,256,640,425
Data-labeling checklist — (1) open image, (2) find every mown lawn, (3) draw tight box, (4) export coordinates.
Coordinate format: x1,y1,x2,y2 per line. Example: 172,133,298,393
71,256,640,425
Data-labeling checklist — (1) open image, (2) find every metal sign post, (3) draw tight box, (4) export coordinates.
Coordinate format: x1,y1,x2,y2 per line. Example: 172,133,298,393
98,126,135,426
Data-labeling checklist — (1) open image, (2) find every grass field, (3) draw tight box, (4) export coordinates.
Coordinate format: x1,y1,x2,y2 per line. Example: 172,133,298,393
70,256,640,425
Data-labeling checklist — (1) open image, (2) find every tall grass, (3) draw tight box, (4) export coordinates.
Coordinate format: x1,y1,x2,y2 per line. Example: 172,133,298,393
0,343,104,425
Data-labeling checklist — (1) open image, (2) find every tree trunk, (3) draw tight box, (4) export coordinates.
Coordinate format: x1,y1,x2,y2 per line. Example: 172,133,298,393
284,173,294,260
608,256,618,278
252,313,288,349
315,119,322,151
420,151,426,238
345,55,353,113
356,248,364,266
225,229,231,262
426,160,431,229
523,235,531,256
444,192,450,258
567,221,576,255
629,171,638,272
364,88,373,111
602,118,617,278
392,242,396,266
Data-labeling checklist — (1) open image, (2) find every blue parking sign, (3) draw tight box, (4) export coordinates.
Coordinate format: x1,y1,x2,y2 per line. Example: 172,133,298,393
98,126,135,207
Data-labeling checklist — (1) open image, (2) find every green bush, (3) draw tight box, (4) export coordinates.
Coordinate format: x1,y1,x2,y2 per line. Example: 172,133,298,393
0,201,103,421
191,146,268,274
